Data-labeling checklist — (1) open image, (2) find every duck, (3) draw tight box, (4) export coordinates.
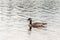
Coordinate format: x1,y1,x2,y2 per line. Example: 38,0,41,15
27,18,47,31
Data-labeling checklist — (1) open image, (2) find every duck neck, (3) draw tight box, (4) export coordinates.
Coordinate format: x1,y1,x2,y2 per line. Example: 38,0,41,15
29,20,32,25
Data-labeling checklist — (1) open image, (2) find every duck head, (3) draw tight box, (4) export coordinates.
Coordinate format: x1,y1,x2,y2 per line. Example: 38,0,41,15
27,18,32,24
27,18,32,21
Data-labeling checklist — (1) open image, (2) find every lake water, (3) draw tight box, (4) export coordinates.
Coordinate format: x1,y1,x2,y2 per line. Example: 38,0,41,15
0,0,60,40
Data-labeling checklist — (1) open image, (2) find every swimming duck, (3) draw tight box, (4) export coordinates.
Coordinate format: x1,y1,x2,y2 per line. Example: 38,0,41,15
27,18,47,31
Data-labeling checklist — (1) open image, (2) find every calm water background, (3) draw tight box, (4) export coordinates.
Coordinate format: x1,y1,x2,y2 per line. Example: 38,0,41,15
0,0,60,40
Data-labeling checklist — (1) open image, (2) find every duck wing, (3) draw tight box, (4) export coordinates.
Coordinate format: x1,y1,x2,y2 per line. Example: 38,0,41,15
32,22,47,25
32,22,43,28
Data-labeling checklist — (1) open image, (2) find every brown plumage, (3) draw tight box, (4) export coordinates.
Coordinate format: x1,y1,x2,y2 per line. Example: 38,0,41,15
27,18,47,31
